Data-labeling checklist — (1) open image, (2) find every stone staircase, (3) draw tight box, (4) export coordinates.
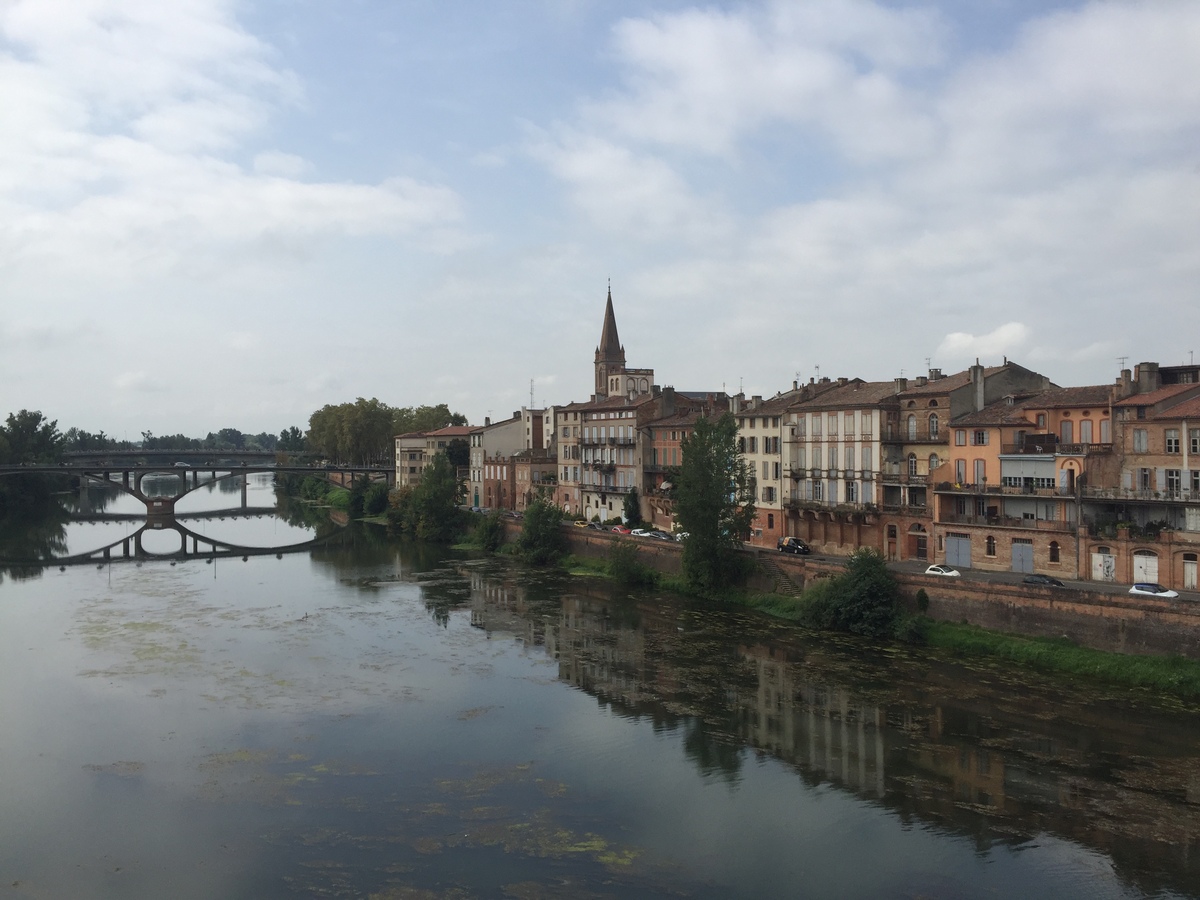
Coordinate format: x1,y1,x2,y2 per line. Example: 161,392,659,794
757,554,804,596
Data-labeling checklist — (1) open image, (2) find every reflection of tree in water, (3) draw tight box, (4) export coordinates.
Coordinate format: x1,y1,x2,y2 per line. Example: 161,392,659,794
0,494,70,581
682,718,746,784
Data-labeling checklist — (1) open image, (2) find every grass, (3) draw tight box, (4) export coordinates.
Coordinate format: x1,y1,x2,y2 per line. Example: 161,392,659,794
925,620,1200,699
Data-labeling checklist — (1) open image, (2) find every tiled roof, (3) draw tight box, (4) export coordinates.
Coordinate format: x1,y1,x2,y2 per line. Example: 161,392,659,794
896,367,988,397
1114,382,1199,407
1148,395,1200,420
789,379,899,410
951,402,1038,427
424,425,476,437
1021,385,1113,409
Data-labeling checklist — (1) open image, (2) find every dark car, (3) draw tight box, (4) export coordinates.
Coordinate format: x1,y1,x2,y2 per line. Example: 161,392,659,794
778,537,811,554
1023,574,1064,587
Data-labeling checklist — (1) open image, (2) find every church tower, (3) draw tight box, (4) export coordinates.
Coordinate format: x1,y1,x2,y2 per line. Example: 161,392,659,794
594,286,626,398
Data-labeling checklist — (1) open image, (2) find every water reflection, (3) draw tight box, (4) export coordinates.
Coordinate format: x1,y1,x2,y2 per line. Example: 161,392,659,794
461,564,1200,897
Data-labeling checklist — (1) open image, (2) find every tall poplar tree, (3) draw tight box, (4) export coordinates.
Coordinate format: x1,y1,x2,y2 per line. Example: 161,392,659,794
674,413,756,593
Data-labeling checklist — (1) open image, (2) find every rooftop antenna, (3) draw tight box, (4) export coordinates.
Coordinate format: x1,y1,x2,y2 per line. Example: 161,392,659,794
530,378,535,409
925,357,931,370
1117,356,1128,370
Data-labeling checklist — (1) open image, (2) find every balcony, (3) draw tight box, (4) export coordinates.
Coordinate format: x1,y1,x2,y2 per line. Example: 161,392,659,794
881,430,943,444
1080,487,1198,503
938,513,1075,532
1001,442,1112,456
934,481,1071,497
880,472,927,485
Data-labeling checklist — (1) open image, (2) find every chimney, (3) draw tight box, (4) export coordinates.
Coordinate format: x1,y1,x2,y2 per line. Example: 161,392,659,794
752,395,763,408
894,377,908,394
970,359,986,411
793,380,799,391
915,376,928,387
929,368,943,380
484,416,491,426
837,377,848,386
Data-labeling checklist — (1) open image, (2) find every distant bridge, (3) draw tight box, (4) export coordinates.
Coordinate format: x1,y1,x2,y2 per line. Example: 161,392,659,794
0,463,393,515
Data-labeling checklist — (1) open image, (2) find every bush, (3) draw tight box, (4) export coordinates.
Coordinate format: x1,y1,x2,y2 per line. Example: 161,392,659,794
472,510,505,551
608,539,659,587
798,548,902,639
518,497,566,565
364,483,390,516
915,588,929,613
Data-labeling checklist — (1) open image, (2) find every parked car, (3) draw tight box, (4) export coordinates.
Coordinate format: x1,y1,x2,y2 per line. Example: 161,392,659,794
777,537,810,555
1023,574,1064,587
648,531,673,541
631,528,653,537
1129,582,1179,598
587,522,606,530
674,532,689,542
173,461,189,468
925,564,961,577
572,520,591,528
611,525,632,534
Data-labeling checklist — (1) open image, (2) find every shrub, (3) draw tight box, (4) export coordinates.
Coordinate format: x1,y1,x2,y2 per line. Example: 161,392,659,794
518,497,566,565
472,510,505,551
916,588,929,613
608,539,659,587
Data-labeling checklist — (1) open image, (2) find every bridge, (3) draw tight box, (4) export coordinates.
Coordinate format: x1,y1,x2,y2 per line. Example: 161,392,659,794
0,462,394,516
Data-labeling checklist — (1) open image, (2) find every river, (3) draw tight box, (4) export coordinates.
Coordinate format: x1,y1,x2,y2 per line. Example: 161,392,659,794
2,476,1199,898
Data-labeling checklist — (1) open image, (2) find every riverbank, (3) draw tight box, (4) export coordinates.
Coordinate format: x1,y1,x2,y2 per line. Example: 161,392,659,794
506,525,1200,703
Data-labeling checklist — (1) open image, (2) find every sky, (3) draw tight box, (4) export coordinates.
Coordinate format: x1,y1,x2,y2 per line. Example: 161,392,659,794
1,0,1198,439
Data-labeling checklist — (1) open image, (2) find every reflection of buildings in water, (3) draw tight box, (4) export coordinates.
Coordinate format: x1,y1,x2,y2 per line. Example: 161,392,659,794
466,575,1200,893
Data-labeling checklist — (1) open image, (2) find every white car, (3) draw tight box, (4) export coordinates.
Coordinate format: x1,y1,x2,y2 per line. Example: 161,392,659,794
630,528,653,537
1129,582,1179,599
925,564,961,577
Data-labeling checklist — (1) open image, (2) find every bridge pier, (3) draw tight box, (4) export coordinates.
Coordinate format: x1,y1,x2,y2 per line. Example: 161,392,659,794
241,477,248,509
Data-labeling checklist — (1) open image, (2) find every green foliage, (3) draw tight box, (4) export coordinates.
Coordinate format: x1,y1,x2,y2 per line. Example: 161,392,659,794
518,496,566,565
674,413,756,593
471,510,505,552
926,621,1200,699
364,482,390,516
915,588,930,613
3,410,64,463
385,453,463,542
623,488,643,528
607,539,660,587
799,549,902,638
278,426,306,452
445,438,470,469
348,476,371,519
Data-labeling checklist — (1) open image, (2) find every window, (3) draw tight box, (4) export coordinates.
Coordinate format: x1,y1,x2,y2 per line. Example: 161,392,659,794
828,413,838,436
971,430,989,446
845,447,855,470
767,513,774,528
1139,468,1151,490
929,414,939,439
1060,420,1073,444
846,480,858,502
813,447,822,468
761,486,776,502
1080,420,1093,444
1049,541,1060,563
748,436,758,453
812,479,824,501
812,417,822,437
906,415,917,439
1166,429,1180,453
1101,419,1111,443
907,453,918,476
985,536,996,556
955,459,966,483
1037,413,1046,429
929,454,940,473
1192,429,1200,454
974,459,986,484
955,430,966,446
1167,469,1182,496
1133,429,1148,452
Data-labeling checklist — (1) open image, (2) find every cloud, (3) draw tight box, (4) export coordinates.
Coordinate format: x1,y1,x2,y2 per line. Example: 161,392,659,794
113,371,164,392
589,0,943,160
936,323,1031,361
0,0,464,280
253,151,310,178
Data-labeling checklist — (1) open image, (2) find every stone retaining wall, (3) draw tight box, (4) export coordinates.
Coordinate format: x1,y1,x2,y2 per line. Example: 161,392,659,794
503,522,1200,658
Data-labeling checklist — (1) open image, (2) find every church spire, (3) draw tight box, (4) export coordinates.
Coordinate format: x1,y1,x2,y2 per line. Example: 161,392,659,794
597,283,623,360
594,282,626,398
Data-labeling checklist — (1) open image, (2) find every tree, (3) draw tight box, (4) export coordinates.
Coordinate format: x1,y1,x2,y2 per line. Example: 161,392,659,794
674,413,756,593
446,437,470,469
623,487,643,528
278,426,306,452
3,410,64,463
390,453,462,541
800,548,902,638
517,495,565,565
